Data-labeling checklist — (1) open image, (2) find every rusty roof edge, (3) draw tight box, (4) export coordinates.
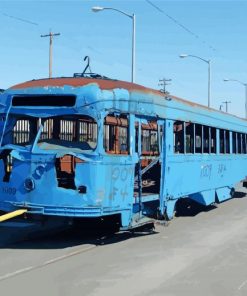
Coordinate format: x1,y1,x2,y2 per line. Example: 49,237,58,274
8,77,247,123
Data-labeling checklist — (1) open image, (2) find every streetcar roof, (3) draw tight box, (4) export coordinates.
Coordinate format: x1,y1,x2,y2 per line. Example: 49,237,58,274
6,77,247,126
9,76,208,110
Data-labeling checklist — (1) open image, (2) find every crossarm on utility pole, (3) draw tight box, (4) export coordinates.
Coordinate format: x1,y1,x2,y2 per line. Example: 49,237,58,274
40,31,60,78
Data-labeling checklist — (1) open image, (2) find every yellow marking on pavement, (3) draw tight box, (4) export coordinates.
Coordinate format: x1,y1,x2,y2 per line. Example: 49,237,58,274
0,209,27,222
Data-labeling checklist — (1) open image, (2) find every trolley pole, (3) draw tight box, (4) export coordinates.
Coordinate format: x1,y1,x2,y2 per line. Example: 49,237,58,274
41,31,60,78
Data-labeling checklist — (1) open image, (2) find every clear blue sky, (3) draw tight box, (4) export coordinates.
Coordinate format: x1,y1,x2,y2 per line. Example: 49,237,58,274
0,1,247,117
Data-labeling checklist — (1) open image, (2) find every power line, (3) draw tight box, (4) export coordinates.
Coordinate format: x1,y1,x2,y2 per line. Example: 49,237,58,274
0,11,38,26
145,0,216,52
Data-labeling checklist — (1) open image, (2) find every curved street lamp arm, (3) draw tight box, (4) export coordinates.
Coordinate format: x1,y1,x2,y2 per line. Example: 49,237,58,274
92,6,135,83
226,79,246,86
187,54,210,64
103,7,133,18
181,54,211,107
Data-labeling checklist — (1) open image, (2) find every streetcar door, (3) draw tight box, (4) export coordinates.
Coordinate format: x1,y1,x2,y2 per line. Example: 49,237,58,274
134,118,163,201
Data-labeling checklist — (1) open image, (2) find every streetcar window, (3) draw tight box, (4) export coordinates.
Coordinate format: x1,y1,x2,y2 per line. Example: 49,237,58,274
142,129,151,153
210,127,217,153
225,130,230,153
78,119,97,147
104,114,129,155
38,116,97,151
141,121,159,156
135,121,160,155
135,122,139,153
243,134,247,154
185,122,194,153
203,126,209,153
12,95,76,107
220,129,225,154
245,134,247,154
174,121,184,153
12,117,37,146
6,115,98,151
232,132,237,153
40,118,54,141
241,133,246,154
195,124,202,153
237,133,241,153
159,125,163,153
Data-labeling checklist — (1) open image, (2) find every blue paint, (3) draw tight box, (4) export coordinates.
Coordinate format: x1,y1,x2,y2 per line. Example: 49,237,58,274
0,77,246,229
165,199,177,220
216,187,232,202
189,190,215,206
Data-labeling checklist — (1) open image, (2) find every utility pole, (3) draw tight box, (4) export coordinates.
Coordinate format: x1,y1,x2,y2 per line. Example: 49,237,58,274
159,78,172,94
41,31,60,78
223,79,247,119
222,100,231,113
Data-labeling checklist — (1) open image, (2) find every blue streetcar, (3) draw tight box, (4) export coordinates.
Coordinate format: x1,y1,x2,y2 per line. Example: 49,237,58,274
0,77,246,228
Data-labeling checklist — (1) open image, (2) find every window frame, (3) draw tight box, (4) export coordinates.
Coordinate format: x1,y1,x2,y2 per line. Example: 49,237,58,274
103,113,129,155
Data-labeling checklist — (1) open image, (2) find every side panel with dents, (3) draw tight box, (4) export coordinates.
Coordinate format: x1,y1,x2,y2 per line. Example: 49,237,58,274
0,152,135,219
0,77,247,226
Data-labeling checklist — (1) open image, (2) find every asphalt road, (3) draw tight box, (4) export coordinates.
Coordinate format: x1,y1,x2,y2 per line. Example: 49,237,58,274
1,184,247,296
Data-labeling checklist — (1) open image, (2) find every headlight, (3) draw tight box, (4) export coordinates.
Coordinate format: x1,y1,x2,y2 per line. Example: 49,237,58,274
24,177,35,192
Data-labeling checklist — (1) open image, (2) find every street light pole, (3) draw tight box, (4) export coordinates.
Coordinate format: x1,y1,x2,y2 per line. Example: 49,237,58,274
223,79,247,119
132,13,136,83
180,54,211,108
208,60,211,109
92,6,136,83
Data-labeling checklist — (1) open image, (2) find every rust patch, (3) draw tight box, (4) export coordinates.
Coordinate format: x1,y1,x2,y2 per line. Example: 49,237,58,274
55,155,84,190
9,77,247,120
105,115,128,126
9,77,211,110
57,155,84,174
10,77,161,96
